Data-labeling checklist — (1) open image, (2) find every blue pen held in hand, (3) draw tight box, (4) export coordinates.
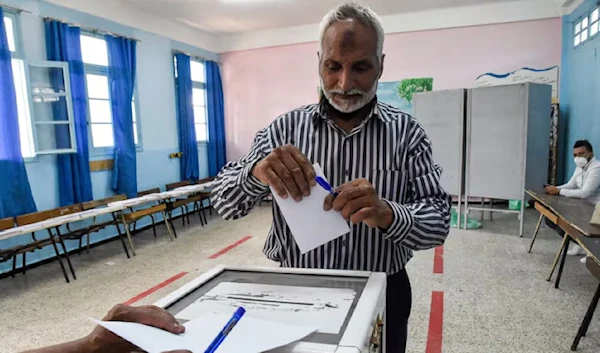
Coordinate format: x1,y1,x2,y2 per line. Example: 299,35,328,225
204,307,246,353
315,176,338,197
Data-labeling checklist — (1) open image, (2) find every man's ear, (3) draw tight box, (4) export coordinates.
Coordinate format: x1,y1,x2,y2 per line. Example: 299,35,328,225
378,54,385,80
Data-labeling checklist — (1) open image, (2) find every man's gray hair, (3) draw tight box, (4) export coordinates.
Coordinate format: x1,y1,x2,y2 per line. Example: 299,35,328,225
318,1,385,61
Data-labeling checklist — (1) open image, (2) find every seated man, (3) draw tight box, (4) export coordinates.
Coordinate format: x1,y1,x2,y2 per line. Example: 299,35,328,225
22,304,189,353
545,140,600,258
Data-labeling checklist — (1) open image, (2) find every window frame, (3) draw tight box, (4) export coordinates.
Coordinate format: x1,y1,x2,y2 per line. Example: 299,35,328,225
80,31,143,157
26,60,78,155
590,8,599,39
190,59,208,144
4,10,37,161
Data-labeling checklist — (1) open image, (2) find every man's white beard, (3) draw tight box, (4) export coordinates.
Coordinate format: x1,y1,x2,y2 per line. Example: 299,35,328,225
321,79,378,113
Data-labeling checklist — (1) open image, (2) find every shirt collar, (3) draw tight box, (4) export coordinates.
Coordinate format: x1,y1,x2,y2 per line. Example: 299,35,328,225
313,96,382,124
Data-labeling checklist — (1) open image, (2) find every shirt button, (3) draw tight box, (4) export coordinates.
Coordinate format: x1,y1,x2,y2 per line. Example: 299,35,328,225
342,240,347,246
345,170,350,176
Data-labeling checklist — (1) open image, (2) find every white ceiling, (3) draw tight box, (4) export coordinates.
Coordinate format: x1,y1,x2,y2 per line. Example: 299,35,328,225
41,0,568,53
118,0,526,35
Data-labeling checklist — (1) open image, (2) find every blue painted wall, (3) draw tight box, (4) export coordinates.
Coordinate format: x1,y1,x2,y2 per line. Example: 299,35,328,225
0,0,217,274
559,0,600,183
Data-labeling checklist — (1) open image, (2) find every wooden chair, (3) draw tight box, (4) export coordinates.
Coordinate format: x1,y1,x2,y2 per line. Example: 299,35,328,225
0,217,20,278
165,180,209,238
116,203,175,256
15,209,76,283
166,180,193,226
131,188,161,237
79,194,130,257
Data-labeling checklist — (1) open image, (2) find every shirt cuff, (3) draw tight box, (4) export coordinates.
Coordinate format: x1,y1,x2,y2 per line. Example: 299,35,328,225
559,189,568,197
381,200,414,243
236,159,270,197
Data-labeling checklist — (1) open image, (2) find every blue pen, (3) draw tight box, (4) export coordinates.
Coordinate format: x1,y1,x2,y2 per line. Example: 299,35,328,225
204,307,246,353
315,176,338,197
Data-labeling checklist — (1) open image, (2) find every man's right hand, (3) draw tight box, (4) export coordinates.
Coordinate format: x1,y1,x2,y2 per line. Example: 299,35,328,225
251,144,316,201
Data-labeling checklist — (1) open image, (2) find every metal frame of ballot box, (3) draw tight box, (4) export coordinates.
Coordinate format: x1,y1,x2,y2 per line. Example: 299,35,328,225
153,265,387,353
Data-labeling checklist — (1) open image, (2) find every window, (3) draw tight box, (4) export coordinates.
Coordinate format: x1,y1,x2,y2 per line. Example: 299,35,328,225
574,16,589,47
591,8,599,37
191,60,208,142
4,12,35,158
81,33,140,151
174,56,208,142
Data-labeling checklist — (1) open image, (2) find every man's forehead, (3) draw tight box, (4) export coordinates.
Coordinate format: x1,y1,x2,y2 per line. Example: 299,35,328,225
321,19,377,51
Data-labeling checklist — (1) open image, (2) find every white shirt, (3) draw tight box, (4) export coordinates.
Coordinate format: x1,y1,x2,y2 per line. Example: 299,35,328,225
558,157,600,204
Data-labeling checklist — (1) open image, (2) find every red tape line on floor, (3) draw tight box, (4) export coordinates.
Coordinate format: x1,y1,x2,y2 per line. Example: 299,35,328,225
209,236,252,259
425,291,444,353
433,245,444,274
123,271,188,306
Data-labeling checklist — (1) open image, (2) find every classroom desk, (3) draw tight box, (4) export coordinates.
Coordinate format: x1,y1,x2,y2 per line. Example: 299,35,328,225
571,256,600,350
527,190,600,350
526,190,600,287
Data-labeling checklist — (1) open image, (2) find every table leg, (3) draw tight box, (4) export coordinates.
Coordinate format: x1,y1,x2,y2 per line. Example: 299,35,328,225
528,214,544,253
571,283,600,351
162,211,175,241
554,236,571,289
547,233,570,282
112,213,130,259
121,214,136,256
51,228,76,281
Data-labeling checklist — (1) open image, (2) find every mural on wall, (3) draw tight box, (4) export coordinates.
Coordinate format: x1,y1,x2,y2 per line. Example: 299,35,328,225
475,66,559,103
376,78,434,114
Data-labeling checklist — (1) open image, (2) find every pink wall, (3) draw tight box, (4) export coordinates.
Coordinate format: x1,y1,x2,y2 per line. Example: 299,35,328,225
221,18,562,160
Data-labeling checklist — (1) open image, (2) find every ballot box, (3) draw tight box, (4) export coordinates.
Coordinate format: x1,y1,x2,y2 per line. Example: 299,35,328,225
154,265,387,353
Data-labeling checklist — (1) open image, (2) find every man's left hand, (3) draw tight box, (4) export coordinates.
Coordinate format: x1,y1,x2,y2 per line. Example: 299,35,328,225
545,185,560,195
324,179,394,230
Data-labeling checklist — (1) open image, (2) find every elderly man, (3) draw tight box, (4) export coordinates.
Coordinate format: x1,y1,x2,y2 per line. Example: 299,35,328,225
211,2,451,352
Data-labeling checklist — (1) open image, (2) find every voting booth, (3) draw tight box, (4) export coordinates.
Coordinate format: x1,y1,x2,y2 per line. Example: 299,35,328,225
154,265,387,353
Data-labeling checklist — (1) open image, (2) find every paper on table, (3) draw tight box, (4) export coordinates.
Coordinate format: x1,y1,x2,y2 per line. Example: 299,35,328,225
271,163,350,254
91,312,317,353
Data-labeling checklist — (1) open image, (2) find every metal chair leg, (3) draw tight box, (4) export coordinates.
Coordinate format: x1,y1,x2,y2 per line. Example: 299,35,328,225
528,215,544,252
22,252,26,275
547,232,570,281
555,237,571,289
78,237,83,255
150,215,157,238
11,256,16,278
571,283,600,350
86,233,91,254
122,215,136,256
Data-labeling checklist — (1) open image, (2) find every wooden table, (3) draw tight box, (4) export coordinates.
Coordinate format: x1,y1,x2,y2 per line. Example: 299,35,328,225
527,190,600,350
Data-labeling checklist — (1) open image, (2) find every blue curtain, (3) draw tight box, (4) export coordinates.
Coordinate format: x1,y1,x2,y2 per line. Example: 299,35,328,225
105,35,137,198
45,20,93,206
205,61,227,177
175,54,199,181
0,7,37,218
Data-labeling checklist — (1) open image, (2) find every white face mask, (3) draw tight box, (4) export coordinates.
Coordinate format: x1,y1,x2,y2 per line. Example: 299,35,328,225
574,156,589,168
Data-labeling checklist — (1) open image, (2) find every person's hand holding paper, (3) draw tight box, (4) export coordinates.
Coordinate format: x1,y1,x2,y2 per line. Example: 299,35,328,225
323,178,394,230
251,144,316,202
270,163,350,253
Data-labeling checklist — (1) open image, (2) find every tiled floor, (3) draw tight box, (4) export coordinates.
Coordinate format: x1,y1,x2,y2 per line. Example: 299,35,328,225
0,205,599,353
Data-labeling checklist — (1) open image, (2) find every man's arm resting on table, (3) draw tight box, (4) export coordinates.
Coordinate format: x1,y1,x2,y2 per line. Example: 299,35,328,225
560,166,600,199
557,171,578,190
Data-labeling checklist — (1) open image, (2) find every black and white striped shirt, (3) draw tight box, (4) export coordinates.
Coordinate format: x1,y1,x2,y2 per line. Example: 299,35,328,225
211,99,451,275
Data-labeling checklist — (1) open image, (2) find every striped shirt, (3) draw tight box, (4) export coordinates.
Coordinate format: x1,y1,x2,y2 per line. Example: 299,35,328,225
211,99,451,275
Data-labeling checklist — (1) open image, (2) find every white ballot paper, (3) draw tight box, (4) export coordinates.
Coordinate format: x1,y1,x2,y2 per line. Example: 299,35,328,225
271,163,350,253
92,313,317,353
